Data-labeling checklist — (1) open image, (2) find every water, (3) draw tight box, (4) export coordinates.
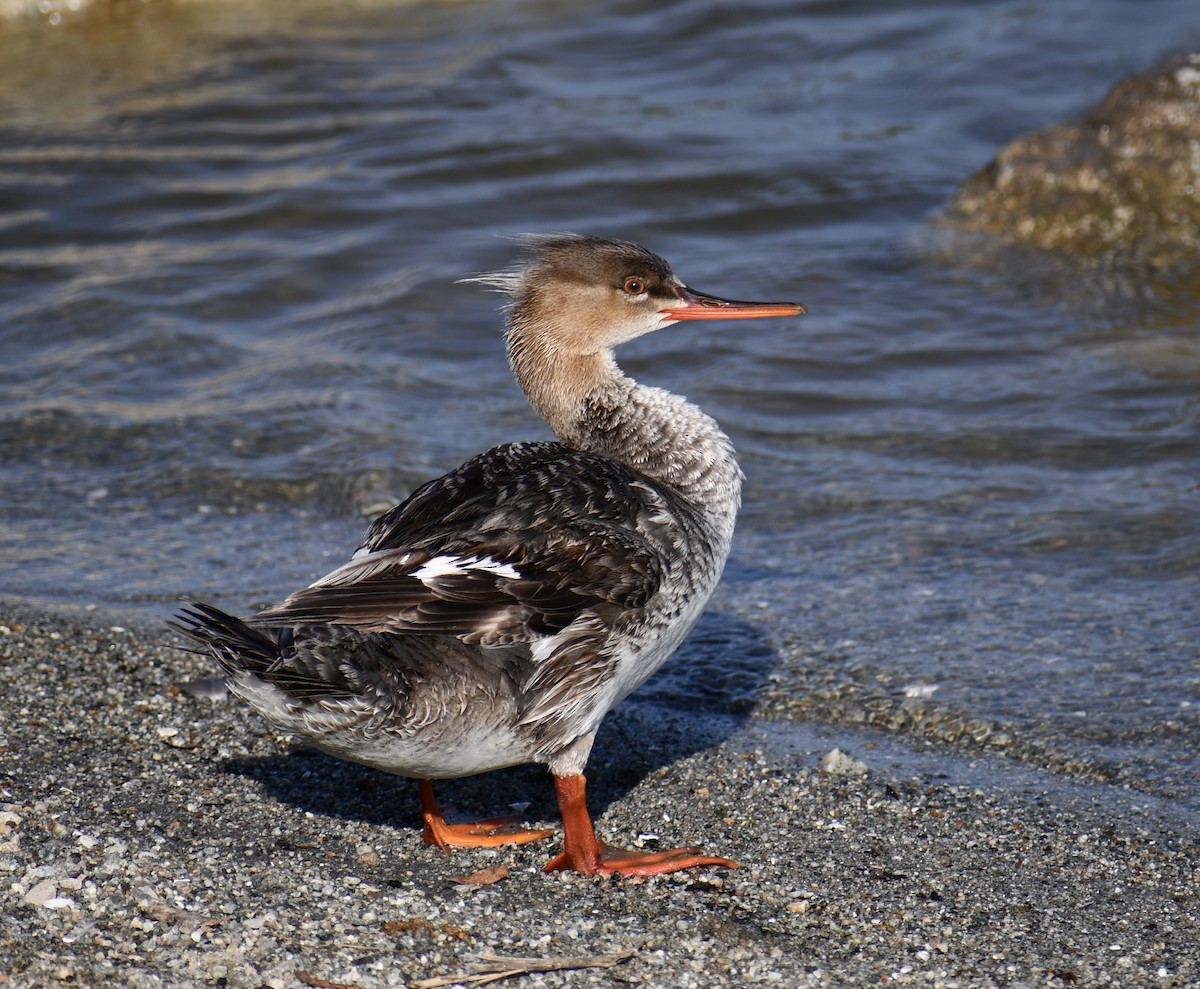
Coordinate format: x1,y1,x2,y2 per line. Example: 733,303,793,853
1,0,1197,810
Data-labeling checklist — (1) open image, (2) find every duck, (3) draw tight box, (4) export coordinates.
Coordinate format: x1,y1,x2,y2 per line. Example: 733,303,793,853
173,234,804,876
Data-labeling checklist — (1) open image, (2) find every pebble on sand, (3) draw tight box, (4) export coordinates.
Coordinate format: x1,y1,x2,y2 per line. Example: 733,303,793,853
818,748,869,777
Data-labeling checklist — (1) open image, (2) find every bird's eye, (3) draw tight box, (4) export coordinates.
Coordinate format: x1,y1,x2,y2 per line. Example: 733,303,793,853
623,276,646,295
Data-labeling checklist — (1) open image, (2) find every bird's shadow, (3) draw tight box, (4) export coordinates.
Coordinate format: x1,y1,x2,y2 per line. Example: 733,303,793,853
219,609,776,831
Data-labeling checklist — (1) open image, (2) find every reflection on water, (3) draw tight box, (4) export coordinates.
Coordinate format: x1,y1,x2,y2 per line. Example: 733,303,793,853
0,0,1197,806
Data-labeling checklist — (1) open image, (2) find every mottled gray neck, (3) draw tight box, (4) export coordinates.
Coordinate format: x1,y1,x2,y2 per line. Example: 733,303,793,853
580,376,743,523
508,330,742,528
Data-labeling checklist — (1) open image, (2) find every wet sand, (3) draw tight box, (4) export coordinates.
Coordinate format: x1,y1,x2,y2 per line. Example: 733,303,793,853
2,606,1196,988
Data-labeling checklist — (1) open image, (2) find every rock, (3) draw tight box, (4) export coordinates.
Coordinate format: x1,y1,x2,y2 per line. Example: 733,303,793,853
941,52,1200,290
23,879,58,907
819,748,869,777
0,810,20,852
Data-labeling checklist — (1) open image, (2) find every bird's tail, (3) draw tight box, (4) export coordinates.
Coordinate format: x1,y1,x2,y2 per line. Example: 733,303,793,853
169,602,283,677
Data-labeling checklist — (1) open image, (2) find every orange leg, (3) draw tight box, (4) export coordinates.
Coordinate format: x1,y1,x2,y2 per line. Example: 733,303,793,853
418,778,555,852
542,773,739,876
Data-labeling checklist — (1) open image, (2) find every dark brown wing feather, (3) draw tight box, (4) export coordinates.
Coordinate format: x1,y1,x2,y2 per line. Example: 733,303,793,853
253,441,682,644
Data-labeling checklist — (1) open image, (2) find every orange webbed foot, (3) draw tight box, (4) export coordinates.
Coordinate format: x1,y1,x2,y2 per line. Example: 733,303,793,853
544,839,739,876
418,779,554,853
423,814,555,852
544,773,738,876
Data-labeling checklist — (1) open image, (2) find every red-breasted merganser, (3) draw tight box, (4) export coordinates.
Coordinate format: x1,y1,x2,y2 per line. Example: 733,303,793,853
174,234,804,876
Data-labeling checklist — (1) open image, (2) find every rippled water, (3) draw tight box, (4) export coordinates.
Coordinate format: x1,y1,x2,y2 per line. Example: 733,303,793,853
2,0,1197,808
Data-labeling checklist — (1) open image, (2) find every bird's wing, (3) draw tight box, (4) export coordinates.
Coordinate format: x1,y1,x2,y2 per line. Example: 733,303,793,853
253,442,671,645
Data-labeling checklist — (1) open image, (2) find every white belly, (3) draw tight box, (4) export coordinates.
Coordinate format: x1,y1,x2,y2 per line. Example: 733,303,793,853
229,670,541,780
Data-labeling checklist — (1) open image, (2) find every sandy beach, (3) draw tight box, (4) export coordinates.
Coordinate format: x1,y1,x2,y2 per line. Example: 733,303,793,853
2,605,1196,988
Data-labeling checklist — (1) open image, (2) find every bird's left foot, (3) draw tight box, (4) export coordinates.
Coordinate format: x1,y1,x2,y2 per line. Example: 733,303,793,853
418,778,554,852
423,813,555,852
543,840,739,876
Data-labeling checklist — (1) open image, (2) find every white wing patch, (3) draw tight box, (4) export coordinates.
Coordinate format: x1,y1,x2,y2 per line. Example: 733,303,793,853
528,634,558,666
412,554,521,583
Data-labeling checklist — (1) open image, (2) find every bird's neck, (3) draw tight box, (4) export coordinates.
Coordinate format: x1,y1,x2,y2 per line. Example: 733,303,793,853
508,331,742,523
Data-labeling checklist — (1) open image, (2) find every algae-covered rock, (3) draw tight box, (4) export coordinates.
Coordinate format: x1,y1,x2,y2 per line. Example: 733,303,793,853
945,53,1200,280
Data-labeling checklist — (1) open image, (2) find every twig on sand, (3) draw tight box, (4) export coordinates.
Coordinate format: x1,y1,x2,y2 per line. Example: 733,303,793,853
296,970,368,989
412,946,638,988
450,864,511,885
